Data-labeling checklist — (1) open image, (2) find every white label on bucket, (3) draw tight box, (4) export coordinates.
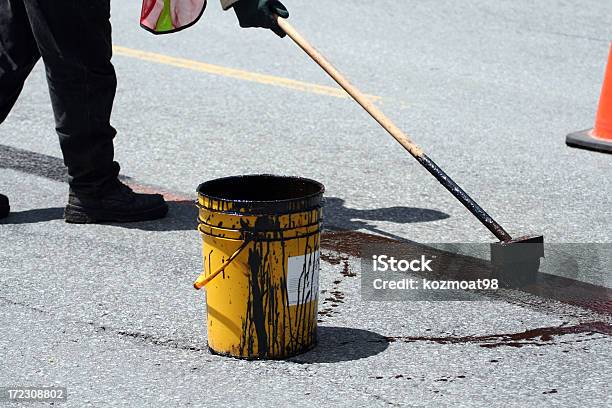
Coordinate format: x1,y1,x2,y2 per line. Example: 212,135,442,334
286,250,320,306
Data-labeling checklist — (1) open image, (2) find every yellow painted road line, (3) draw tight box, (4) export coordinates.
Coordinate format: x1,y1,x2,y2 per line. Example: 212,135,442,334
113,45,381,101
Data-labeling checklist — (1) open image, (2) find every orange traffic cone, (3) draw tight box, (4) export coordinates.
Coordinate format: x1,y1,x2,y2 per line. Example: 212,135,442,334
566,43,612,154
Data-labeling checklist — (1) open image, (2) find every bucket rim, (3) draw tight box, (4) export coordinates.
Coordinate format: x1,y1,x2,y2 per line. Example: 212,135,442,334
196,174,325,206
196,173,325,213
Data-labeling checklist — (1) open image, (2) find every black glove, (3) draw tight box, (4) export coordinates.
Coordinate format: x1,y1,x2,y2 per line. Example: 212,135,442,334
232,0,289,38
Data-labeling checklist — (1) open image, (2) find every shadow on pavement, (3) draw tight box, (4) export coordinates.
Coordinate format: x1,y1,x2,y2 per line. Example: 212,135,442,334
324,197,449,240
119,197,448,233
0,207,65,224
0,197,448,235
0,201,198,231
112,200,198,232
288,326,389,364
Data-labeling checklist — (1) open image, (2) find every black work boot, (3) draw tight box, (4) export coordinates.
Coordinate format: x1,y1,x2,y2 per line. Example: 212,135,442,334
64,181,168,224
0,194,9,219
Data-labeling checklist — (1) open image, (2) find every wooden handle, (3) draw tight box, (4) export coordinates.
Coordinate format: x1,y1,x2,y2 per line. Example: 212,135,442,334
276,17,520,243
276,16,424,158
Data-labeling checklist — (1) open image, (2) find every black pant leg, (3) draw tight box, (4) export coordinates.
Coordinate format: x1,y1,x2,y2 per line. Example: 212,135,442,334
23,0,120,195
0,0,41,123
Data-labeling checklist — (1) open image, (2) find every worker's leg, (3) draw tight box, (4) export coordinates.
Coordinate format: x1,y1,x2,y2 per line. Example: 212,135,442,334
0,0,41,124
0,0,42,219
21,0,167,223
22,0,119,195
0,193,8,219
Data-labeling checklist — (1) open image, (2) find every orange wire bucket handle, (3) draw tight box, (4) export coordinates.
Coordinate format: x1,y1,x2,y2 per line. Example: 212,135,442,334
193,232,252,290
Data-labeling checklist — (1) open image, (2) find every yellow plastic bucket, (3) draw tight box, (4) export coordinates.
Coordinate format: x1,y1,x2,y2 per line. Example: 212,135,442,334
194,175,324,359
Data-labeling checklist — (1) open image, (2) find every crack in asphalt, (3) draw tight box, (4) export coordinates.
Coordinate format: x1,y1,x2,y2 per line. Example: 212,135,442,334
0,294,207,353
0,294,47,314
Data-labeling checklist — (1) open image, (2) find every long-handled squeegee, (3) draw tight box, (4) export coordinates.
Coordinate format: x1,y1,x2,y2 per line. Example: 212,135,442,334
276,16,544,275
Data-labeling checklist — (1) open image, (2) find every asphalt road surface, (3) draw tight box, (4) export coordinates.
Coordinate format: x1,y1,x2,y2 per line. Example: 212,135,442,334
1,1,611,406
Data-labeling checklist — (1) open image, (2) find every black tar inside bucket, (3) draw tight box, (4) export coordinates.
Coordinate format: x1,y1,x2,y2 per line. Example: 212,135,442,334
196,174,325,215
